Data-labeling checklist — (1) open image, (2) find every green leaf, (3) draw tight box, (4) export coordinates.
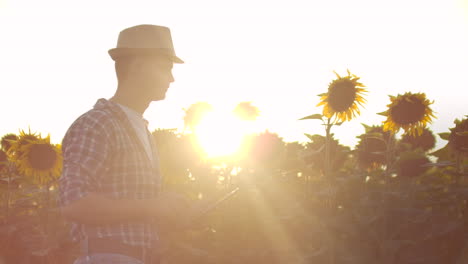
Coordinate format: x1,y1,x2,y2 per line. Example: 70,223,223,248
357,133,386,143
421,161,455,167
429,144,451,160
438,132,450,141
365,132,385,138
304,133,316,141
361,123,371,132
299,114,323,121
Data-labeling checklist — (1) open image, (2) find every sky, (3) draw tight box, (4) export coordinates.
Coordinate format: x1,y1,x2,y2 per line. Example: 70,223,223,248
0,0,467,150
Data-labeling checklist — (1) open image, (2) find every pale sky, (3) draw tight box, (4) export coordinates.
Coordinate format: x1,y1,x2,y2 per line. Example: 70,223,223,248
1,0,467,150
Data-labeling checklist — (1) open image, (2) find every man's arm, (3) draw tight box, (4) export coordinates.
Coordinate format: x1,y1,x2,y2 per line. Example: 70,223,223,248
59,115,189,226
60,191,189,226
60,193,149,225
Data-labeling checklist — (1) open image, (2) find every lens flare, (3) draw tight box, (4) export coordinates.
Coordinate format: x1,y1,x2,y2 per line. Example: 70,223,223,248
194,111,250,159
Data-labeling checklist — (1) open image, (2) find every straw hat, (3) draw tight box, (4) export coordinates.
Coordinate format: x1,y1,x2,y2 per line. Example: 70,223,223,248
108,24,184,63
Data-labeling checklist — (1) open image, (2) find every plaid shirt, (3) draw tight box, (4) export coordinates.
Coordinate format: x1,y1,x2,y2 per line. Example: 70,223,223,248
58,98,162,249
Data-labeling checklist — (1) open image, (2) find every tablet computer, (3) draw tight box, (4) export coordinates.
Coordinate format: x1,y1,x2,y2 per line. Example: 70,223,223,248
190,187,240,221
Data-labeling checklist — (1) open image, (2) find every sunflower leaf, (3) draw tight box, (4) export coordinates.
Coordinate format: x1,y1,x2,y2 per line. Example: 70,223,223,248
421,161,455,167
456,131,468,136
362,133,385,140
361,123,372,132
304,133,324,143
438,132,450,141
429,144,451,160
304,133,315,141
299,114,323,121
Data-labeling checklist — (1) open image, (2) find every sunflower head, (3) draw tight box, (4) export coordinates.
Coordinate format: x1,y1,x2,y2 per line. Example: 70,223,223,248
233,102,260,121
316,70,367,122
303,134,350,174
16,135,62,185
363,124,394,139
183,102,214,131
448,117,468,155
400,127,436,152
240,131,285,169
380,92,435,136
7,129,41,160
355,125,391,169
396,151,430,178
1,133,18,152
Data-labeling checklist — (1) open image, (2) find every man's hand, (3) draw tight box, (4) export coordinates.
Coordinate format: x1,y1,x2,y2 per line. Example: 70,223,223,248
157,188,240,232
151,191,191,231
61,192,190,226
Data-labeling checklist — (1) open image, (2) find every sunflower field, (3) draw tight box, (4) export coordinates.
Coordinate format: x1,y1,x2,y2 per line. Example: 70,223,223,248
1,71,468,264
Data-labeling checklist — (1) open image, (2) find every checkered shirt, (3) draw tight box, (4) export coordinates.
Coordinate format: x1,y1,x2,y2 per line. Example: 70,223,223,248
58,98,162,249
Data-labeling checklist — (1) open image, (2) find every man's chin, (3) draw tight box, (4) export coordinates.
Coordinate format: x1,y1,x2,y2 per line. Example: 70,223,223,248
151,94,166,102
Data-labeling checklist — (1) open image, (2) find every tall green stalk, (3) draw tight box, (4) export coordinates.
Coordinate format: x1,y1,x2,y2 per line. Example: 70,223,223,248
384,132,396,178
6,172,11,223
325,117,332,179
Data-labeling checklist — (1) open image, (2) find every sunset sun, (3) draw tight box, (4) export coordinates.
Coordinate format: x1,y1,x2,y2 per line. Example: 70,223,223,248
194,110,254,158
194,113,243,158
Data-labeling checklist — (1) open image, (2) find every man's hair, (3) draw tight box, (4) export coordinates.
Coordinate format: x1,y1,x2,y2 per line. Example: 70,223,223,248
115,57,135,83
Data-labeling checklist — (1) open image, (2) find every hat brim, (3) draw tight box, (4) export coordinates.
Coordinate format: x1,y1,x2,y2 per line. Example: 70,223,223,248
108,48,184,63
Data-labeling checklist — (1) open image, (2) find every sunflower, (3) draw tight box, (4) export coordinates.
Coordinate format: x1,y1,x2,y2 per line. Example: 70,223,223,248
355,125,392,169
16,135,62,185
380,92,435,136
183,102,213,131
448,117,468,155
317,70,367,122
400,127,436,152
1,133,18,152
7,129,41,160
233,102,260,121
302,134,350,174
240,130,286,169
396,151,430,177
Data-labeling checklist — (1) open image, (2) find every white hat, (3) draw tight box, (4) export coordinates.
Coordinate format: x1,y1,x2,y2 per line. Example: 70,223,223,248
108,24,184,63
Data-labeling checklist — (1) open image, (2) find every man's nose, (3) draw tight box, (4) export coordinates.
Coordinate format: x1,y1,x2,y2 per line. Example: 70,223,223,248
169,72,175,83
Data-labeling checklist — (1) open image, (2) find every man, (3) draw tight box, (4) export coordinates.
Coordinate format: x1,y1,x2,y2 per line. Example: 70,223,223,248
59,24,188,264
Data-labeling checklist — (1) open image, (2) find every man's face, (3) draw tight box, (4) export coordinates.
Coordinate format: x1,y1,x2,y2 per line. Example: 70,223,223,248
133,56,174,101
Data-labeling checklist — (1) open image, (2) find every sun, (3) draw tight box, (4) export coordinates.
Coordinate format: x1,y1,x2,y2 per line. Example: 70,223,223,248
194,111,252,159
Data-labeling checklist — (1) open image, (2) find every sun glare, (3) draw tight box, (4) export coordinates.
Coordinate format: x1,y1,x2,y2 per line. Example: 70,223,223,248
194,111,250,158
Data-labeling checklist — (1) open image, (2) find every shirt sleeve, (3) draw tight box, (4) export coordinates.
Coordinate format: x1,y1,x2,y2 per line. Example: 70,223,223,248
58,114,112,207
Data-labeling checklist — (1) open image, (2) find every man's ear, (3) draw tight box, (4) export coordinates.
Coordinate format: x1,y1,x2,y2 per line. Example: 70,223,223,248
127,57,142,76
115,57,140,84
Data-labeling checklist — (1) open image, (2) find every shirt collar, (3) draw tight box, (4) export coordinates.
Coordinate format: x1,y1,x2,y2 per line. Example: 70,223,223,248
93,98,149,126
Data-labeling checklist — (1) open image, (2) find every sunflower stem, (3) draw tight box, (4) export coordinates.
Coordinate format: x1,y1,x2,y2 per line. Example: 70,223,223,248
455,152,463,185
44,182,51,252
6,170,11,223
325,117,332,179
384,132,396,178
